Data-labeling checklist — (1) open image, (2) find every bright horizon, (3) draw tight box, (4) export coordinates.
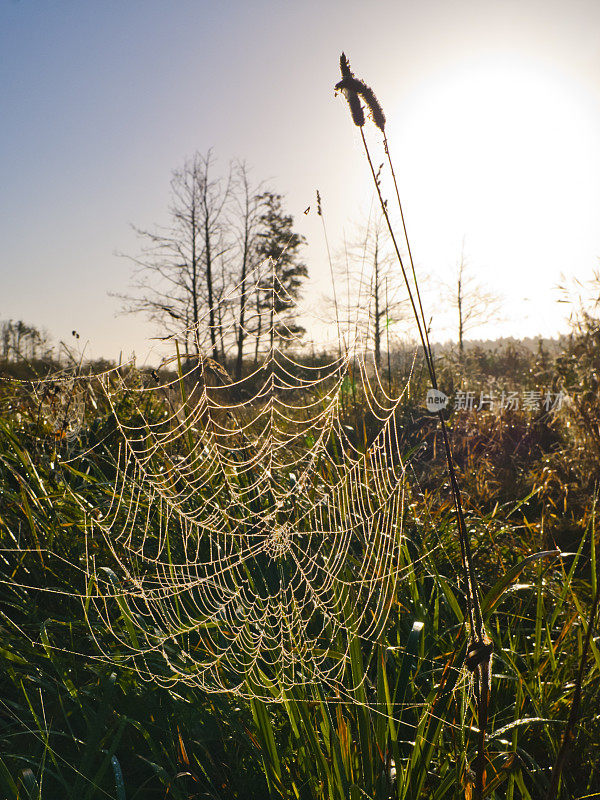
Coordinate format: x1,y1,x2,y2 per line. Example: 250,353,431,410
2,0,600,364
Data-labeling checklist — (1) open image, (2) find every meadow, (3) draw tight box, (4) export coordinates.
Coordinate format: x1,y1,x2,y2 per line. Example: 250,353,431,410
1,56,599,800
0,317,598,800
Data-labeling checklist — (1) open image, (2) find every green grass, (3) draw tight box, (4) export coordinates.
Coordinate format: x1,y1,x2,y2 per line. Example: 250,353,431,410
0,370,598,799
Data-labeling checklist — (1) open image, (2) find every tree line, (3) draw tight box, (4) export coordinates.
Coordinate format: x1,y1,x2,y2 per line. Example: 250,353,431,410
0,320,52,363
2,152,504,377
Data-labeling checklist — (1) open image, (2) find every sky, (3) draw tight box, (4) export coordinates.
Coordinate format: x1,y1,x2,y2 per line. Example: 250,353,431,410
2,0,600,364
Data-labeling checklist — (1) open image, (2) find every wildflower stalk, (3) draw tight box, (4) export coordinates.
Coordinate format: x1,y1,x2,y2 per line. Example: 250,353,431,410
317,190,343,359
336,54,490,800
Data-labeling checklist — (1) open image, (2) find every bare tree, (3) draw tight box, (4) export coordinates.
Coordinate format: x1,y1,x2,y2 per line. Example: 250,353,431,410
117,150,231,360
333,211,407,369
230,162,266,380
444,252,503,360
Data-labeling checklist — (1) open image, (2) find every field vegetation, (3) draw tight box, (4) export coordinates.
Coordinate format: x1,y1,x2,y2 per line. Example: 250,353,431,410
1,315,598,799
1,56,599,800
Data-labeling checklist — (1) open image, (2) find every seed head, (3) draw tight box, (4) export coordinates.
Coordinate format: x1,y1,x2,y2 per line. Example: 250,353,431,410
335,55,386,133
339,52,353,79
360,82,386,132
336,53,365,127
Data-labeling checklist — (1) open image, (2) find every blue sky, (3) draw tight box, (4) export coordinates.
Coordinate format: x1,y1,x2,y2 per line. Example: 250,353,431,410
2,0,600,362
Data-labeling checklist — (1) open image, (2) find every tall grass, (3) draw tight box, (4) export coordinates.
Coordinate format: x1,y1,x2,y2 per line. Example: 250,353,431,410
2,363,599,798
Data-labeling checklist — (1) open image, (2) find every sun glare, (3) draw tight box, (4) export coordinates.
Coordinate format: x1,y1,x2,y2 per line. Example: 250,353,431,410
388,55,600,337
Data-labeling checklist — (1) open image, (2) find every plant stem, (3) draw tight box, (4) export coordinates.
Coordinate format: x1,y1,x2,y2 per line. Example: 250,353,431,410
358,124,489,799
546,580,599,799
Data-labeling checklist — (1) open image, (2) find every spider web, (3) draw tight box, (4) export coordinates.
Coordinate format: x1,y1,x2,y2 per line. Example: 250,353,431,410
4,258,440,703
72,259,427,700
